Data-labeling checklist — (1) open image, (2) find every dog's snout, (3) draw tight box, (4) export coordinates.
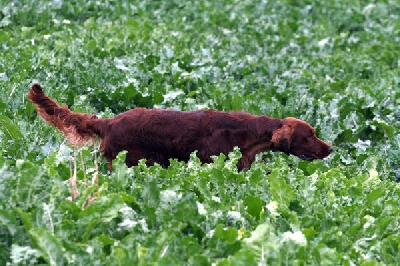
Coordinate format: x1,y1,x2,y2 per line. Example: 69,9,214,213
328,146,333,153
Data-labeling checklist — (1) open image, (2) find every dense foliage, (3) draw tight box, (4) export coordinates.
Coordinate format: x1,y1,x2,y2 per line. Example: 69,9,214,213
1,0,399,264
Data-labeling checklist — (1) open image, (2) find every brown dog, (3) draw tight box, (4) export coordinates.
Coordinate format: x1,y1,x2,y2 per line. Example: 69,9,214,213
28,84,332,170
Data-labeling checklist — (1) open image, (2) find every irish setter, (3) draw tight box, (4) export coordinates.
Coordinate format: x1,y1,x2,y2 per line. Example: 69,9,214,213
28,84,332,171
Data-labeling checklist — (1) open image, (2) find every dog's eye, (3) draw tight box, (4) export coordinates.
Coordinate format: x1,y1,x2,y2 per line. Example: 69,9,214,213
302,135,314,144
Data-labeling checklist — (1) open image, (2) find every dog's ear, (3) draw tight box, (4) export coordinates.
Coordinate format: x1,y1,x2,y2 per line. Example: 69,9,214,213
271,123,294,153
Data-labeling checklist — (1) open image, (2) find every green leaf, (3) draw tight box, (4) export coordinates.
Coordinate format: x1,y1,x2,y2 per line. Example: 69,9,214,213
82,219,100,243
269,169,295,205
242,223,280,262
312,244,340,264
231,94,243,110
109,246,135,266
374,118,395,140
76,183,99,209
60,200,81,220
0,210,18,236
29,228,66,266
14,160,42,207
244,196,264,219
81,193,125,223
188,255,210,266
234,249,269,265
366,188,386,206
0,115,23,141
10,245,40,266
248,168,263,185
213,225,238,243
142,176,160,229
12,207,32,232
206,224,240,257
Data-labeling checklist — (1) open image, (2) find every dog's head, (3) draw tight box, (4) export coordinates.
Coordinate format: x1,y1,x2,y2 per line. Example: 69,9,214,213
271,117,332,161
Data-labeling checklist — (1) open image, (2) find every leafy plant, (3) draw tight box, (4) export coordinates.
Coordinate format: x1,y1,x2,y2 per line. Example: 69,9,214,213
1,0,399,264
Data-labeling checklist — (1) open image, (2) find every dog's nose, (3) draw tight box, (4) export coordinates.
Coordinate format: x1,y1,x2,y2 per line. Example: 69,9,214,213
328,147,333,153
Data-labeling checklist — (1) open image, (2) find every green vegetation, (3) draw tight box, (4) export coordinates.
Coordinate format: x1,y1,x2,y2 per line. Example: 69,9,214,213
1,0,400,264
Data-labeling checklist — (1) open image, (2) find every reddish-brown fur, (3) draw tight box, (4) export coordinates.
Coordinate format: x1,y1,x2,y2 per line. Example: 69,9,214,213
28,84,332,171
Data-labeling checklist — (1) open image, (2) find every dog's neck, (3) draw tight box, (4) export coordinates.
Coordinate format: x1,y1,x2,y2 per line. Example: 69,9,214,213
239,116,282,154
256,116,282,138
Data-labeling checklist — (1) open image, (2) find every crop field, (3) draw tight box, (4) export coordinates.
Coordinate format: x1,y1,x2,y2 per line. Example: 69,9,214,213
1,0,400,265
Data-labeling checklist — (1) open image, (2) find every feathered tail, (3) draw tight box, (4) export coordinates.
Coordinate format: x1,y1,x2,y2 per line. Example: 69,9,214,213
28,83,105,146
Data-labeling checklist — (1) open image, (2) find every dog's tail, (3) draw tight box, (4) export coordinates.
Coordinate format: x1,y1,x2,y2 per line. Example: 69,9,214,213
28,83,106,146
